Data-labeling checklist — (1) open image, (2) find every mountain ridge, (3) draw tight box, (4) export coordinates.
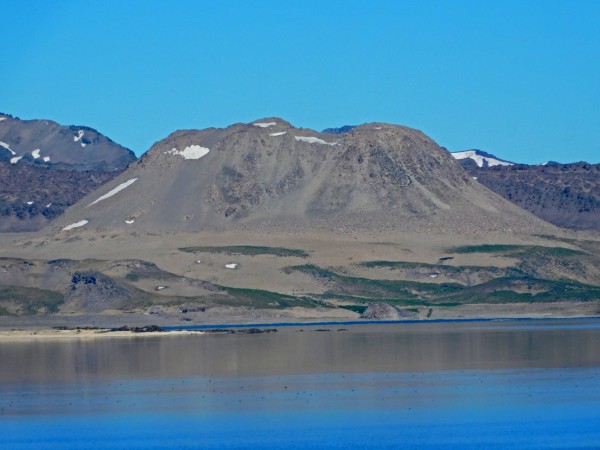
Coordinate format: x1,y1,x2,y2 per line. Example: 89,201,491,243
52,118,554,236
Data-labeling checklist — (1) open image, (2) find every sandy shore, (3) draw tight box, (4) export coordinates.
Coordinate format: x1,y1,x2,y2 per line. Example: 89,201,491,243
0,328,206,340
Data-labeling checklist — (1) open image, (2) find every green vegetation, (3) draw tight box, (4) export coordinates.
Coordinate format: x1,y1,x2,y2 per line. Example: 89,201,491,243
285,263,600,309
0,286,64,315
338,304,368,314
287,264,464,305
451,244,585,257
179,245,309,258
218,287,324,309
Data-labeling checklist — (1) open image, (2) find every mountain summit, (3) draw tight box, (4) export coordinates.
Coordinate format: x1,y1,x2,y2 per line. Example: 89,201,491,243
54,118,550,234
0,113,136,231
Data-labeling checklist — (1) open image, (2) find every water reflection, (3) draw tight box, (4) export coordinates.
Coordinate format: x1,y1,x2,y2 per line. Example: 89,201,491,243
1,319,600,385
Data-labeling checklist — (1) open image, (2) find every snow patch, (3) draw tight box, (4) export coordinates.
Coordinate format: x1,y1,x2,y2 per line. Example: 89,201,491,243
62,220,88,231
165,145,210,160
46,203,52,208
26,201,33,205
74,130,84,142
253,122,277,128
43,156,50,162
451,151,512,168
225,263,238,269
0,141,16,155
31,149,41,159
195,260,202,264
269,131,287,137
81,142,86,148
156,286,166,290
374,127,382,130
125,219,135,224
10,156,22,164
88,178,138,206
295,136,337,145
0,117,6,122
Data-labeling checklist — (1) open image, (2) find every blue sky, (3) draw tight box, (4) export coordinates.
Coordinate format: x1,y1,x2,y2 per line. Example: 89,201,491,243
2,0,599,163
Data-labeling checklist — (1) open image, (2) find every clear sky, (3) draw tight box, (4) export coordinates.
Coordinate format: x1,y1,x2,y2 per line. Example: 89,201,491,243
2,0,599,163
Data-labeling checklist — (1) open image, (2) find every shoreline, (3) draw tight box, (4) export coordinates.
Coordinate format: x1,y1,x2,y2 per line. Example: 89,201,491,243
1,315,599,341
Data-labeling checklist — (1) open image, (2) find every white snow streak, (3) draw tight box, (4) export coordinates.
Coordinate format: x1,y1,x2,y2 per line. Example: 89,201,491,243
165,145,210,160
62,220,88,231
26,201,33,205
32,149,41,159
225,263,238,269
269,131,287,137
81,142,87,148
0,141,16,155
46,203,52,208
43,156,51,162
451,151,512,168
253,122,277,128
87,178,138,206
0,117,6,121
10,156,22,164
295,136,337,145
74,130,84,142
125,219,135,224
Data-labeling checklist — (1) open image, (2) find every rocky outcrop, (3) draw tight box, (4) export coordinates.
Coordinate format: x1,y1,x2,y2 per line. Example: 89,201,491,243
360,302,402,320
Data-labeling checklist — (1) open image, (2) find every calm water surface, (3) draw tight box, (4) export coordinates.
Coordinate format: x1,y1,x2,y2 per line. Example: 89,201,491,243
1,319,600,448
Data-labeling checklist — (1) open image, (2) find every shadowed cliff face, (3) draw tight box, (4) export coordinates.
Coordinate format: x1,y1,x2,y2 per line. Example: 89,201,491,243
54,118,551,234
0,113,136,232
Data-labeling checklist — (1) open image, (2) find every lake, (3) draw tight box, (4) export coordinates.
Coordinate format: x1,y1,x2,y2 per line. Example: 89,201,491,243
1,319,600,448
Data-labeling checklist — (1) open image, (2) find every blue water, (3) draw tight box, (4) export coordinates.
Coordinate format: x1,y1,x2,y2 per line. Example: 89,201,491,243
2,319,600,448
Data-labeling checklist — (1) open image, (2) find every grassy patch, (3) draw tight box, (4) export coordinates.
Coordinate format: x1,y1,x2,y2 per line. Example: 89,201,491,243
286,264,600,308
179,246,309,258
0,286,64,315
218,287,323,309
338,305,368,314
287,264,464,302
451,244,585,257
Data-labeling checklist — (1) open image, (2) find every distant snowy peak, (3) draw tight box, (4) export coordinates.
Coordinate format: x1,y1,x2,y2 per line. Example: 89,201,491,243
451,150,513,168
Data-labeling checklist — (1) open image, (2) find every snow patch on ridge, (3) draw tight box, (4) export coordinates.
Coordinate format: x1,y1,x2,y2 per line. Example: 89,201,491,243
295,136,337,145
10,156,22,164
165,145,210,160
63,220,88,231
43,156,50,162
0,117,6,122
225,263,238,269
88,178,138,206
253,122,277,128
74,130,84,142
32,149,41,159
451,151,512,168
269,132,287,137
0,141,16,155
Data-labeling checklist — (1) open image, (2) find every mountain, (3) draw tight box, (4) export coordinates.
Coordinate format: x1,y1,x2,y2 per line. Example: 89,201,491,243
4,118,600,324
457,159,600,231
52,118,551,234
0,113,136,232
451,149,514,168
